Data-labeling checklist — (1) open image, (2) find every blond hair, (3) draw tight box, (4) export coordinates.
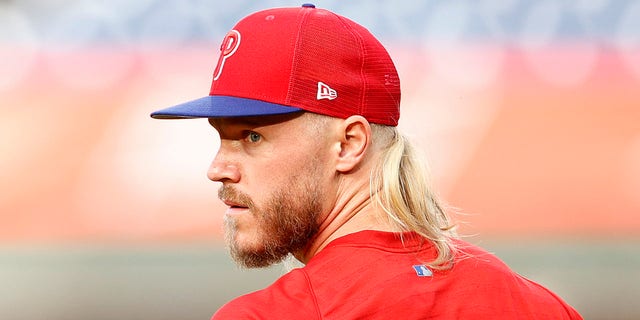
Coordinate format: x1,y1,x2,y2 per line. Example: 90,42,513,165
370,124,457,269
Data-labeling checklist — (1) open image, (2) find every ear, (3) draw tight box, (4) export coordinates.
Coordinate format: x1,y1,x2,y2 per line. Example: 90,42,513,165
336,115,371,173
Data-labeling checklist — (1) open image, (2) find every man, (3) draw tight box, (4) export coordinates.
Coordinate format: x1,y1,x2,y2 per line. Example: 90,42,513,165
151,4,582,319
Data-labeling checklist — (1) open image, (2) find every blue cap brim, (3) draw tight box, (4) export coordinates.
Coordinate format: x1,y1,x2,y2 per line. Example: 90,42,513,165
150,96,303,119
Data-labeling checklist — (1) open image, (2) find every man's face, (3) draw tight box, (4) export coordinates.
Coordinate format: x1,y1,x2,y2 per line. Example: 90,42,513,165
208,113,333,268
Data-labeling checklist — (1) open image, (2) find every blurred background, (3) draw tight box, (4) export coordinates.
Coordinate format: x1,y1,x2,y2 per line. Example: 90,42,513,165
1,0,639,319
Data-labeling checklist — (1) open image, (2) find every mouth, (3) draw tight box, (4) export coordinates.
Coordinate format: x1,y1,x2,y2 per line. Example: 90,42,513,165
218,186,252,216
222,199,250,215
223,199,247,208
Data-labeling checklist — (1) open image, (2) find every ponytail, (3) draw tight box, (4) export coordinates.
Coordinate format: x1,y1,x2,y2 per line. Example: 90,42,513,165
370,125,457,269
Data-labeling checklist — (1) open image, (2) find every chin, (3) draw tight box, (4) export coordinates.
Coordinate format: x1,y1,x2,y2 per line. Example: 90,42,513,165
229,231,290,268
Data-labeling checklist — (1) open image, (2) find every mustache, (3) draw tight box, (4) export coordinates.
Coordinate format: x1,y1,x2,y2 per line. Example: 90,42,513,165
218,185,255,209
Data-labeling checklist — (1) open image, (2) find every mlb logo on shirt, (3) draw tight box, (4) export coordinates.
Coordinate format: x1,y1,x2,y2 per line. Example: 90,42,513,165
413,265,433,277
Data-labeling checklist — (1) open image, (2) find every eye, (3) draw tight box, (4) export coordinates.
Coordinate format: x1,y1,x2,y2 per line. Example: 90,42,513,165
246,131,262,143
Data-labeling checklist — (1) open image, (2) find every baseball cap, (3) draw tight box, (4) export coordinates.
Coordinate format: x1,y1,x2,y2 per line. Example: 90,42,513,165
150,3,401,126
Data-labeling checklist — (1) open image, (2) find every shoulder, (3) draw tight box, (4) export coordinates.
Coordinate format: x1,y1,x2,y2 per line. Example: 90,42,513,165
446,239,583,319
211,268,320,320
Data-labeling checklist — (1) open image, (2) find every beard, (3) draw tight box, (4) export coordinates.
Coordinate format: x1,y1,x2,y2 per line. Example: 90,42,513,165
218,178,322,268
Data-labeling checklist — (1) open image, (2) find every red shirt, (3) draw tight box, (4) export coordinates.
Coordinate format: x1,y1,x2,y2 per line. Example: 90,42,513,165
212,230,583,319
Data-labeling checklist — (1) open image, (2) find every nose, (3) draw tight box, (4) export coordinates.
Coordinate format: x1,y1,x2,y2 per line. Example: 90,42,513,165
207,152,240,183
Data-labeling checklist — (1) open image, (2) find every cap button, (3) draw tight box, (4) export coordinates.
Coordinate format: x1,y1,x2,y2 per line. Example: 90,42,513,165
301,3,315,8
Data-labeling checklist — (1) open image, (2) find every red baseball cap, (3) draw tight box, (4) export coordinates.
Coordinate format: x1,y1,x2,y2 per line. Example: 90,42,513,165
150,4,401,126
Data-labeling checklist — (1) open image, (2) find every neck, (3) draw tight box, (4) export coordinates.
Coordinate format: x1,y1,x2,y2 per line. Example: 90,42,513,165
294,177,397,264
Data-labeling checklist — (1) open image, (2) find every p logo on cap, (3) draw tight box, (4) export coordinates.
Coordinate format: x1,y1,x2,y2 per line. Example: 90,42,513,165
213,30,241,81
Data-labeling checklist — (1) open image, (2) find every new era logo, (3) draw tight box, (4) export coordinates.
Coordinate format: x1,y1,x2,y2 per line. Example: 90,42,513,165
317,82,337,100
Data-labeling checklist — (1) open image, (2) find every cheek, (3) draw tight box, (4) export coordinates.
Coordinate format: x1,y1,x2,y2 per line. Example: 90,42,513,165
248,145,332,203
260,155,311,183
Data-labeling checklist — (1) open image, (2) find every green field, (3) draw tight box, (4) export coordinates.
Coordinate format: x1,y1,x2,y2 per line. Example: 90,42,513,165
1,240,638,320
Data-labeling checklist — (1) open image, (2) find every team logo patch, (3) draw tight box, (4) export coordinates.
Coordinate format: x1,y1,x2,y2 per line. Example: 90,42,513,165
213,30,241,81
317,81,337,100
413,265,433,277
